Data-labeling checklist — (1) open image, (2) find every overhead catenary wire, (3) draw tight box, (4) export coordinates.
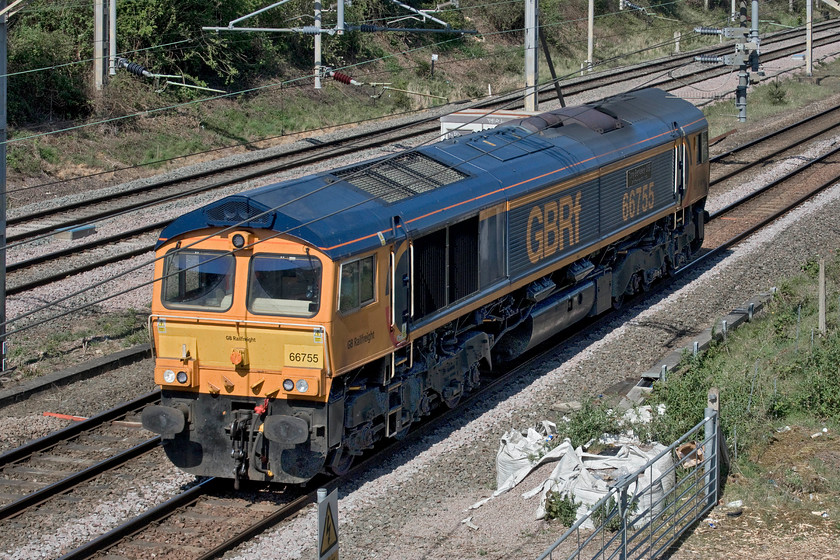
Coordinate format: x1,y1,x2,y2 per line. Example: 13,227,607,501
2,35,700,336
1,18,700,257
6,6,731,153
1,3,748,333
1,11,718,258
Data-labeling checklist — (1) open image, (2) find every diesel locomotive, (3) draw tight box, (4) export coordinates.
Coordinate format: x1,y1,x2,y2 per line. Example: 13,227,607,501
141,88,709,486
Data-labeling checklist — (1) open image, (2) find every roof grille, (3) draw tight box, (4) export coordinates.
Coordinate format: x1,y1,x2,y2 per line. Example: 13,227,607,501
334,152,468,203
206,200,273,227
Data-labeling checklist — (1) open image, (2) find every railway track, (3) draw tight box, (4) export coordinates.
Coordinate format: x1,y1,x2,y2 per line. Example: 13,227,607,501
0,392,159,521
50,130,840,556
3,24,840,559
4,138,839,557
7,21,840,298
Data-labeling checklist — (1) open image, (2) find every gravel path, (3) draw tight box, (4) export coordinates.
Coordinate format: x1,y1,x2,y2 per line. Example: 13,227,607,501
2,41,840,560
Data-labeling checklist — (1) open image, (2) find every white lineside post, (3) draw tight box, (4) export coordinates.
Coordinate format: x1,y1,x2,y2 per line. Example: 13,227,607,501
704,388,720,507
1,0,6,372
109,0,116,75
674,30,680,53
523,0,537,111
587,0,594,71
94,0,104,89
314,0,322,88
806,0,813,76
819,258,826,335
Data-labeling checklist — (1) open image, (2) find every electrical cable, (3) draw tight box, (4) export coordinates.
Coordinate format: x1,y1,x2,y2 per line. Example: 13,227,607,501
2,36,692,334
0,3,758,334
2,13,717,259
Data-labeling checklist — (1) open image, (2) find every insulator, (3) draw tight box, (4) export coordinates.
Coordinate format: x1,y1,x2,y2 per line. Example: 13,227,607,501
332,71,354,85
695,55,723,64
358,24,378,32
301,26,320,35
117,57,153,78
695,26,722,35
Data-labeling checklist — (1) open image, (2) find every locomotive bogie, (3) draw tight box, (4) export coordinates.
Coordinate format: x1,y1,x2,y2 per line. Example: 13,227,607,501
143,89,711,485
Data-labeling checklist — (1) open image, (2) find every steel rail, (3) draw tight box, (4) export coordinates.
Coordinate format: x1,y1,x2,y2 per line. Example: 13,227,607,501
0,436,160,521
710,141,840,219
45,150,840,558
6,23,838,283
0,390,160,466
710,107,840,186
56,477,223,560
694,160,840,268
16,75,840,300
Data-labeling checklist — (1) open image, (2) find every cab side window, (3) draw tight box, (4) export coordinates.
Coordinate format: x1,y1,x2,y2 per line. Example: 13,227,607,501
339,256,375,314
697,131,709,164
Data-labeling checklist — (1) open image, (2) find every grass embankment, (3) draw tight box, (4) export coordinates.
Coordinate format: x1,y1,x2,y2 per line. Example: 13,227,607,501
7,1,830,184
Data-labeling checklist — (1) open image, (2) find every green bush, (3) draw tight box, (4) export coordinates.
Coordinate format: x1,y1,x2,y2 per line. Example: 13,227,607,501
544,491,579,526
555,398,621,448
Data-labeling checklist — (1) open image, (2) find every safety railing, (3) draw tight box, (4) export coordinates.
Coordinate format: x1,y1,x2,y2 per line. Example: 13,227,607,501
536,400,720,560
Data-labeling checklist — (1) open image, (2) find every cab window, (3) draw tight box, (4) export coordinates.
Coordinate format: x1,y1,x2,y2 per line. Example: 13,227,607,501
162,250,234,311
339,256,375,314
247,254,321,317
697,131,709,164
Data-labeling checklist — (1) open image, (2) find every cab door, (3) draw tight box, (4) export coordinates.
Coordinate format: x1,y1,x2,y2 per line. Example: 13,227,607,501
389,217,412,347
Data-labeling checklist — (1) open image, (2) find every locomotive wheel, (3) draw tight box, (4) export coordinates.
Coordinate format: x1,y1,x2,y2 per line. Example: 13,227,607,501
442,381,463,409
328,446,355,476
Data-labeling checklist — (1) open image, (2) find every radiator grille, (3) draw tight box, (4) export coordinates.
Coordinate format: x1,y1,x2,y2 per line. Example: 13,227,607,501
206,200,273,227
335,152,468,204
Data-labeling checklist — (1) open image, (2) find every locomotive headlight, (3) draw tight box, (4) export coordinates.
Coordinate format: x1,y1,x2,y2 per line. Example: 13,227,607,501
296,379,309,393
176,371,189,384
163,369,176,384
283,379,294,392
232,233,246,249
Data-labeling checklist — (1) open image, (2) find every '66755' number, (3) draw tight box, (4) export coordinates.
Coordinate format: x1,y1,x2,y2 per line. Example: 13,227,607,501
622,182,655,221
288,352,319,364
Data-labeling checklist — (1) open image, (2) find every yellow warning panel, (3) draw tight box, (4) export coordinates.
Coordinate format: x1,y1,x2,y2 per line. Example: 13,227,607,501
320,504,337,554
318,488,339,559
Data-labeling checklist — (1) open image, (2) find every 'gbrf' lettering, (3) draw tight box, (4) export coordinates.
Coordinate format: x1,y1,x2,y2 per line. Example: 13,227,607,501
526,192,582,264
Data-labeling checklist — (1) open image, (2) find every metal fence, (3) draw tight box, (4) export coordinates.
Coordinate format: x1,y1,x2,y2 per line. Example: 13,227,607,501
536,405,720,560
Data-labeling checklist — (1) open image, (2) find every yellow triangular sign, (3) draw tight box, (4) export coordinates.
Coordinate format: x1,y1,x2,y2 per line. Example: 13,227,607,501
320,503,338,555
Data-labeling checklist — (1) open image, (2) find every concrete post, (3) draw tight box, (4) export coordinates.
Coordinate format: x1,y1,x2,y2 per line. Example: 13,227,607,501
524,0,538,110
806,0,813,76
819,258,826,335
109,0,116,75
314,0,322,88
587,0,594,71
94,0,105,90
705,388,719,507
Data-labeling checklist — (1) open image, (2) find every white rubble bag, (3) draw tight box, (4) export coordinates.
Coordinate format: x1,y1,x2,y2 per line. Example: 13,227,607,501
526,443,675,528
494,421,558,490
470,420,675,531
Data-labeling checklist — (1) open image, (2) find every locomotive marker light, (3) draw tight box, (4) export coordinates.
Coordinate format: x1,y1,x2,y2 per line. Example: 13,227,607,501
232,233,246,248
163,369,176,383
283,379,295,391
